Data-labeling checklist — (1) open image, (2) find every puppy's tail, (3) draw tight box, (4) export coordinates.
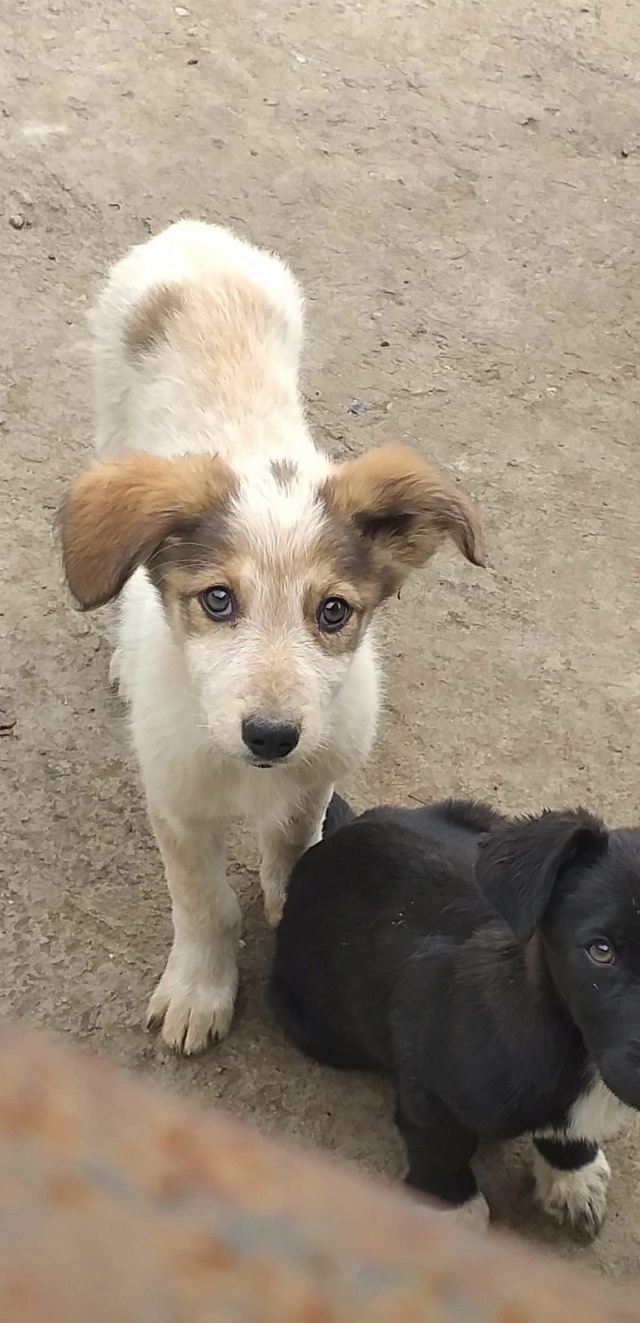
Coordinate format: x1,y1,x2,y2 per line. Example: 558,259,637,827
322,792,355,838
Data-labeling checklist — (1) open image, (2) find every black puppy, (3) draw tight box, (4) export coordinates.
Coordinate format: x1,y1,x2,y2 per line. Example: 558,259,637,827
270,795,639,1234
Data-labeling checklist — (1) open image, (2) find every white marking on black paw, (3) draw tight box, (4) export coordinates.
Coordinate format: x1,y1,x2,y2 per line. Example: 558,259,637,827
533,1147,610,1238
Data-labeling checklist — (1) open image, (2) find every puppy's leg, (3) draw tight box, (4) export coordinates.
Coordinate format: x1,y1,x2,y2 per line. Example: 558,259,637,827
532,1135,610,1237
146,812,241,1055
259,784,333,926
395,1089,489,1230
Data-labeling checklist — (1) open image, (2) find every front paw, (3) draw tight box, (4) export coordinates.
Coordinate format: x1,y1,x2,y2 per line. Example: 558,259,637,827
147,955,238,1055
533,1147,611,1238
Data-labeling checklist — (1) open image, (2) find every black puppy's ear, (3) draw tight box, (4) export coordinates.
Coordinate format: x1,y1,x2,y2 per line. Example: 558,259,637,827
476,810,608,943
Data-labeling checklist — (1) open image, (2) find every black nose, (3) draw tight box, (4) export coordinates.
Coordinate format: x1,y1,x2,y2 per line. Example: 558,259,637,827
242,717,300,762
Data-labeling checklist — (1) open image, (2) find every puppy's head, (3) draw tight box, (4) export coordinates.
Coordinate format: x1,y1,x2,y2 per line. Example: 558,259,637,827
477,812,640,1111
60,444,484,767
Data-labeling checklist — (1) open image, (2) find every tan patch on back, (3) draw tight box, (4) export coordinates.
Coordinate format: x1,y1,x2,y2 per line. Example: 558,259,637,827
126,273,296,421
124,283,186,359
175,276,289,406
59,452,236,609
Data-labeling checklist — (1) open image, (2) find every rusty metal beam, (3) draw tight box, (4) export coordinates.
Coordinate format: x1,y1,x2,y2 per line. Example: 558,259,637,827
0,1021,636,1322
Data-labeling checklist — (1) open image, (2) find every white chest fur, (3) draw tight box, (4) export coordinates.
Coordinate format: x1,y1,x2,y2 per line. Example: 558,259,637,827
565,1075,630,1144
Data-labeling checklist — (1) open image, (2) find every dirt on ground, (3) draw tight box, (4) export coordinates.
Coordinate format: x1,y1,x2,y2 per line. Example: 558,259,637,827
2,0,640,1284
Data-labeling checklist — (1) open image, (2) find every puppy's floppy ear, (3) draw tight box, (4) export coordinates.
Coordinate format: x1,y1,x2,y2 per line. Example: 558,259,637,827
476,810,608,944
324,444,485,593
59,453,235,609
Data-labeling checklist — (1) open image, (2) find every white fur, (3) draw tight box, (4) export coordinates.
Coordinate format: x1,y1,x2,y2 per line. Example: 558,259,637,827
535,1074,629,1146
533,1147,611,1236
532,1074,629,1235
565,1074,629,1144
93,221,380,1052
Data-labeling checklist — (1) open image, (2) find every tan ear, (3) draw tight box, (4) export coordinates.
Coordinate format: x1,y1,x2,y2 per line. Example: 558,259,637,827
324,444,485,590
59,453,235,609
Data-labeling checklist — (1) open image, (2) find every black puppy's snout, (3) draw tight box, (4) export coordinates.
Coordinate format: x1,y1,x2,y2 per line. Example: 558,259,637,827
242,716,300,762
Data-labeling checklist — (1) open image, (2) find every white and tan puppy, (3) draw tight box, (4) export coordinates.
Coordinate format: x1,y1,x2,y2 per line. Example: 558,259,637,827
60,221,484,1054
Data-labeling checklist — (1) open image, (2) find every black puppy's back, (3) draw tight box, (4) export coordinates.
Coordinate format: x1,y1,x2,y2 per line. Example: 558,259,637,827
393,797,502,856
271,796,503,1071
325,793,501,849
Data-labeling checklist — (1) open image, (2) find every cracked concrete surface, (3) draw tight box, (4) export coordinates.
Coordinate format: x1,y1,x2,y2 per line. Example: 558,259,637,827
2,0,640,1282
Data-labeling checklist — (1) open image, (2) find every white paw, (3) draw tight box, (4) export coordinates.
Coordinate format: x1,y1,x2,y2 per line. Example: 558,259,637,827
438,1193,491,1233
147,955,238,1055
533,1147,611,1237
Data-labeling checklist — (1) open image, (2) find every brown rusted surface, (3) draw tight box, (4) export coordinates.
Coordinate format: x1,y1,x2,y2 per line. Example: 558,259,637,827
0,1021,636,1323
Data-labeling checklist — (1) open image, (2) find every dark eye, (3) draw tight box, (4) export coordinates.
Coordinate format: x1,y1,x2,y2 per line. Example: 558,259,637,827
317,597,352,633
199,586,236,621
586,939,615,966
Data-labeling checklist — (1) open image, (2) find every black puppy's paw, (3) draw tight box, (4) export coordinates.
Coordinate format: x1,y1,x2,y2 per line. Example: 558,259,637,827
533,1148,610,1239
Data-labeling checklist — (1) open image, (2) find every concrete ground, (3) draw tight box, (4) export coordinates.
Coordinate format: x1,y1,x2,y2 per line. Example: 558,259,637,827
2,0,640,1284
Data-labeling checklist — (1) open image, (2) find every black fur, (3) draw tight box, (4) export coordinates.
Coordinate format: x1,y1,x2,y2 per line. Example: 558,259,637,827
322,791,355,836
534,1136,598,1171
270,795,640,1211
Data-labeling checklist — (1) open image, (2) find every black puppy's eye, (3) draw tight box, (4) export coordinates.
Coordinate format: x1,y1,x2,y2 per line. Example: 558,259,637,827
317,597,352,633
199,586,236,621
586,939,615,966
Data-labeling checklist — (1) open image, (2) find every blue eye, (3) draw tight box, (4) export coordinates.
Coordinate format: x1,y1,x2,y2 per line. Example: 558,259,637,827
586,940,615,966
199,586,236,621
317,597,352,633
